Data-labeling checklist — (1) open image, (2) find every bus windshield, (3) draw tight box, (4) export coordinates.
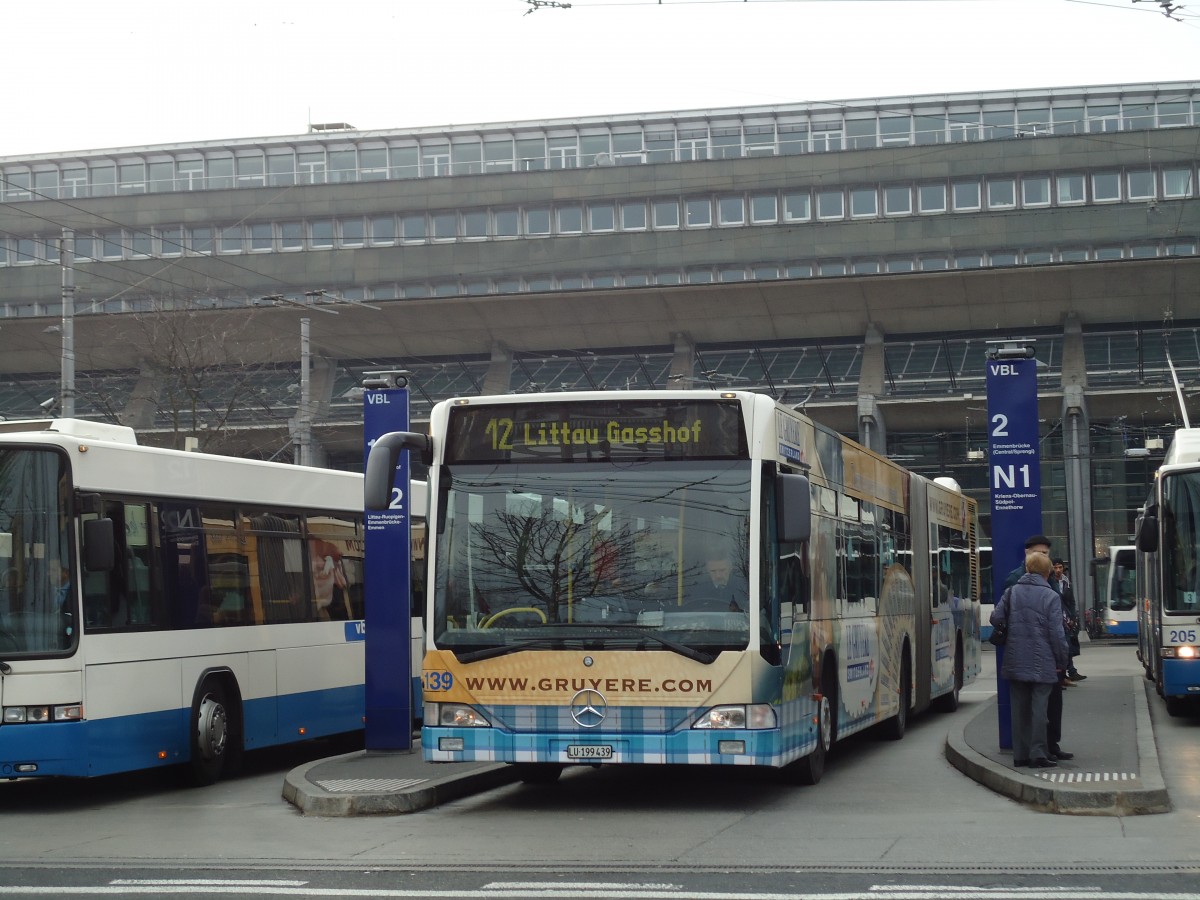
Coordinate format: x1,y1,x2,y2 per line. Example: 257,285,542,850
433,460,752,659
0,448,75,656
1162,471,1200,614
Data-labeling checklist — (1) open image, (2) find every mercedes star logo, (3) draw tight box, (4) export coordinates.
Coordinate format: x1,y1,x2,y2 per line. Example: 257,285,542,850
570,688,607,728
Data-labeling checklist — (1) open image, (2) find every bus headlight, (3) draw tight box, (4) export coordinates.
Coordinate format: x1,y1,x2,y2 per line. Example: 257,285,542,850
428,703,491,727
1174,646,1197,659
2,704,82,724
693,704,777,730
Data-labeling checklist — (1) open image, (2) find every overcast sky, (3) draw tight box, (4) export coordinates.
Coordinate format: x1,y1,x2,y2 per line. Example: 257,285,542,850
3,0,1198,158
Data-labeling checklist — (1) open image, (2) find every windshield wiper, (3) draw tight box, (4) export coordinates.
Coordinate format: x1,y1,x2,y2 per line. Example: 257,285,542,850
455,636,571,664
593,626,717,665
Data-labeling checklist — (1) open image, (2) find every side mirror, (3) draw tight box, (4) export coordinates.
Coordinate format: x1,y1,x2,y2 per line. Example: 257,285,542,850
83,518,116,572
777,473,811,544
365,431,432,510
1135,515,1158,553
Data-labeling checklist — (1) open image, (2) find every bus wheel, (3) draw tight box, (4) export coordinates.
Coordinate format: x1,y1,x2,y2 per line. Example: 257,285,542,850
882,652,911,739
188,679,235,786
1165,695,1189,718
511,763,563,784
783,693,831,785
934,643,963,713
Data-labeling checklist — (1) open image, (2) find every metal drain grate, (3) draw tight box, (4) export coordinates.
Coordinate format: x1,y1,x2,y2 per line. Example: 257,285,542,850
1034,771,1138,783
314,777,427,793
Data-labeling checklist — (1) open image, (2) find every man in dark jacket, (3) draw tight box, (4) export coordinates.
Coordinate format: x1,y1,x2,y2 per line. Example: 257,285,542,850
992,551,1071,768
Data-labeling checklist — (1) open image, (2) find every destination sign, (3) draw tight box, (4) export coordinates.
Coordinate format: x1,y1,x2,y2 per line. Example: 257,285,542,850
445,399,747,463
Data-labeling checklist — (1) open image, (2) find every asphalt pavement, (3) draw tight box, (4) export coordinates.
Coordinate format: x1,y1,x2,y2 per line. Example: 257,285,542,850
283,649,1170,818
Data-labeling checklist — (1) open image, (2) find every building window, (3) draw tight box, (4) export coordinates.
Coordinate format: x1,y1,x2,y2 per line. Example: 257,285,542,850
1024,250,1053,264
557,205,583,234
1127,170,1155,201
686,269,713,284
989,250,1018,267
954,253,983,269
818,260,847,277
328,149,358,183
432,213,457,240
589,203,615,232
686,198,712,227
621,202,647,230
1056,174,1085,205
752,265,780,279
783,192,811,221
220,225,243,253
816,190,844,220
236,155,265,187
1021,175,1051,207
401,215,426,242
1092,172,1121,202
850,188,877,218
310,220,334,248
952,181,980,211
852,260,880,275
718,267,746,282
495,209,520,237
886,258,914,273
987,178,1015,209
158,226,183,256
463,211,487,239
369,216,396,245
750,194,778,223
918,183,946,213
118,162,146,194
340,219,365,247
919,256,948,271
251,222,274,251
360,148,388,181
653,200,680,229
526,208,552,235
1163,167,1194,198
883,186,912,216
718,196,745,226
268,153,296,186
189,226,214,254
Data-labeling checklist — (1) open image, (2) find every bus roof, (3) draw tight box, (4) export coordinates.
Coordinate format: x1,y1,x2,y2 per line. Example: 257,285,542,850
0,418,138,444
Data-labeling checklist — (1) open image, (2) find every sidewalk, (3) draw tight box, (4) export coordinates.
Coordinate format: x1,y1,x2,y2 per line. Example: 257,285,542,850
283,671,1171,817
945,672,1170,816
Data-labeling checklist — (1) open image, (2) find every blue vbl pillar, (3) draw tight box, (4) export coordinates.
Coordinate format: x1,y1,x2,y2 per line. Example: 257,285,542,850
363,388,413,751
985,350,1042,752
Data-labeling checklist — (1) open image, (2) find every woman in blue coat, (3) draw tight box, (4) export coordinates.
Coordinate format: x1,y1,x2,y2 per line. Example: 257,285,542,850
991,551,1071,768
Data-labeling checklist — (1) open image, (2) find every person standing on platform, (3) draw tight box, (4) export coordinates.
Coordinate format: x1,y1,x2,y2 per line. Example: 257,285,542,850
991,550,1071,768
1054,558,1086,682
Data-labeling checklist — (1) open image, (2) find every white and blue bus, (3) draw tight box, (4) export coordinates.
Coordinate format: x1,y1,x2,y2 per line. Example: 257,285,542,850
1135,430,1200,716
1088,546,1137,639
367,390,981,784
0,418,425,783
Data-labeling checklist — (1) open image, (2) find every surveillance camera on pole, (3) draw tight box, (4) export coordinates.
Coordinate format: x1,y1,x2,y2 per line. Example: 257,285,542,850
985,340,1037,361
362,370,410,390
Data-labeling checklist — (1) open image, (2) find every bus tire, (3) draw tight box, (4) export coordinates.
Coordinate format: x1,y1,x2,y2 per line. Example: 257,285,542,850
882,649,911,739
782,692,829,785
934,640,963,713
187,677,239,786
1165,695,1189,718
511,763,563,784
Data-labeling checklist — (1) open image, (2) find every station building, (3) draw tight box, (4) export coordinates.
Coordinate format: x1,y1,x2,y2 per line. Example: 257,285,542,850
1,80,1199,587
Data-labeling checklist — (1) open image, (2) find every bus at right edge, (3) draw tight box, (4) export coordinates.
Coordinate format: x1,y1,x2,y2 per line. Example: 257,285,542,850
1134,429,1200,716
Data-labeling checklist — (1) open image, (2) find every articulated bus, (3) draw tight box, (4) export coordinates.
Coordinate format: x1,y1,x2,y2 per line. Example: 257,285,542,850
0,418,425,784
1088,546,1137,639
367,390,981,784
1135,430,1200,716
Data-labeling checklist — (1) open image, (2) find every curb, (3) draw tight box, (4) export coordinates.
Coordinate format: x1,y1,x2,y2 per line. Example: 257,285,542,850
944,676,1170,816
282,752,519,817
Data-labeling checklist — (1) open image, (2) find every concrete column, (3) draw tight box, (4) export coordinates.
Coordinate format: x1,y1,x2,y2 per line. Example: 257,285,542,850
481,342,513,396
858,324,887,454
669,331,696,385
122,362,162,428
1061,314,1094,607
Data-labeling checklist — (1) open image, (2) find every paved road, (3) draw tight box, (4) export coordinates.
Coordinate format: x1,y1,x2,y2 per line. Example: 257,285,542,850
0,642,1197,899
